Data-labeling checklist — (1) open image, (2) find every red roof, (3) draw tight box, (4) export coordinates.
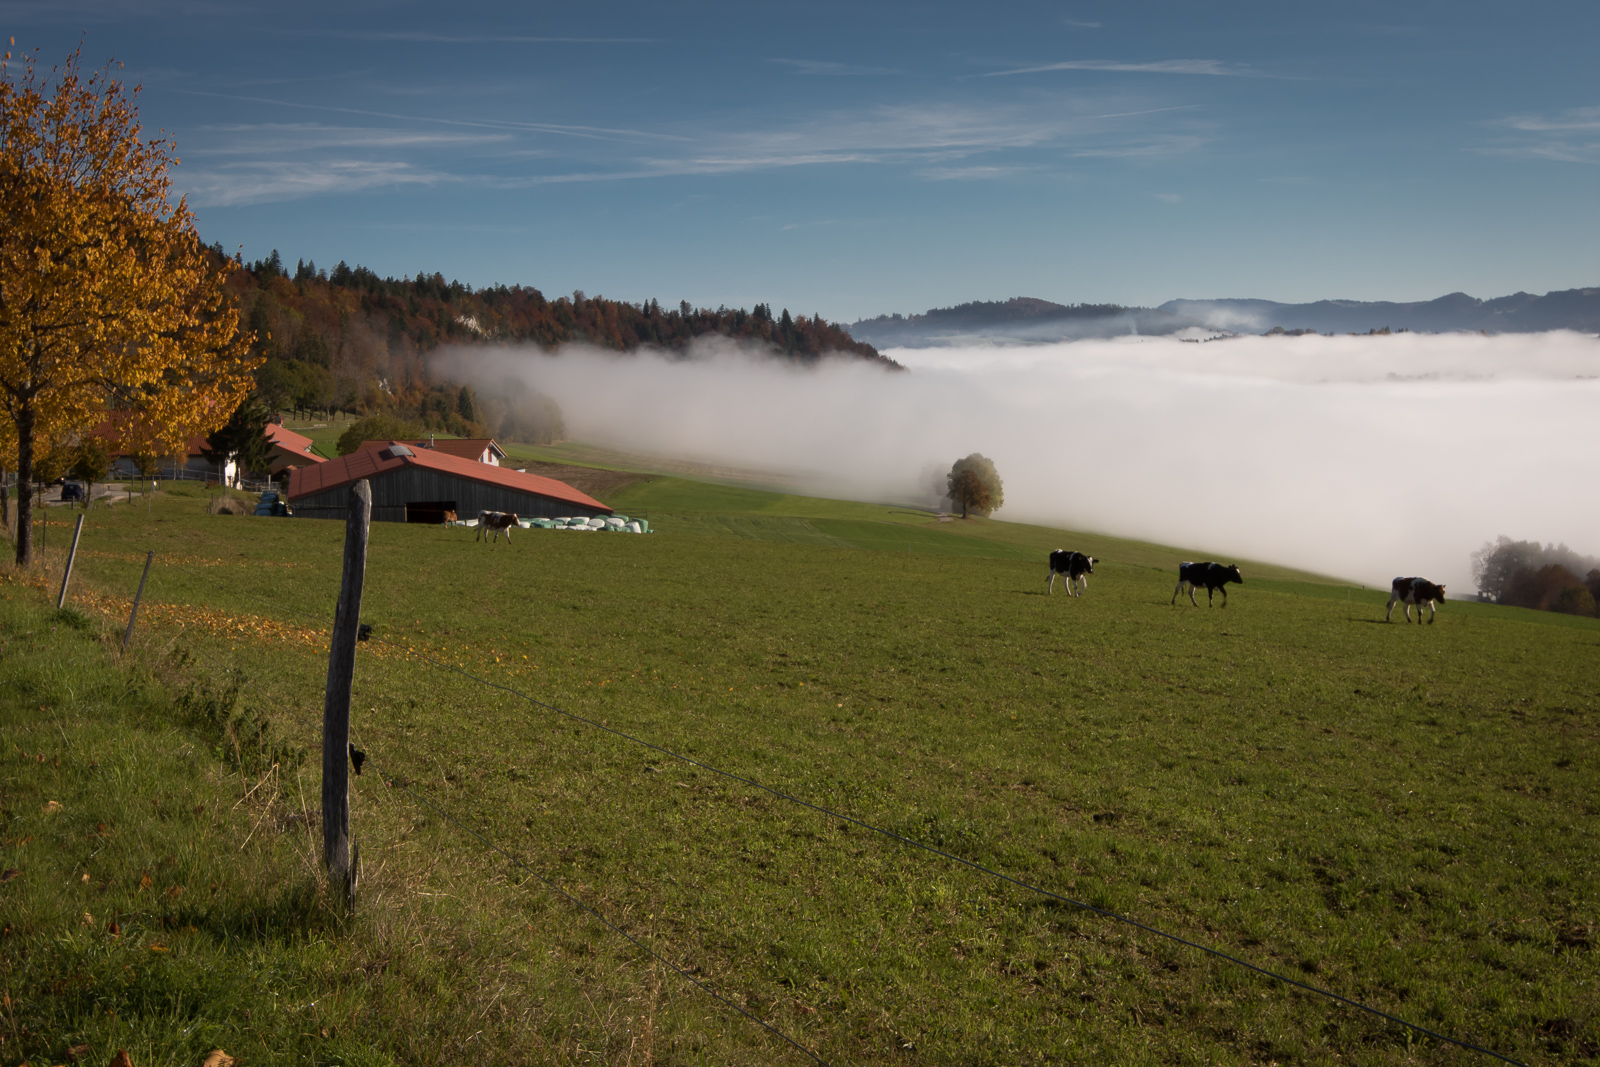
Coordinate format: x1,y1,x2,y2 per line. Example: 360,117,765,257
265,424,325,460
356,438,506,463
287,442,609,511
89,414,209,458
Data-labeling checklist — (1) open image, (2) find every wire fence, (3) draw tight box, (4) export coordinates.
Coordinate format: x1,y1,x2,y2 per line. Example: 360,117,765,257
78,533,1532,1067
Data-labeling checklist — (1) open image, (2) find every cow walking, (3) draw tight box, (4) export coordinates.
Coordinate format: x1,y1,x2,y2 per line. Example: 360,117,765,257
1386,577,1445,623
476,510,519,543
1172,562,1244,607
1046,550,1097,596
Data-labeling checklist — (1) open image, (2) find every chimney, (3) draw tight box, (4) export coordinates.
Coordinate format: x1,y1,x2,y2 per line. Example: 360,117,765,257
429,433,435,448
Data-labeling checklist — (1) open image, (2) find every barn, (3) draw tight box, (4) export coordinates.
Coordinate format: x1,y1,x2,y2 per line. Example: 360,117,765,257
286,442,611,523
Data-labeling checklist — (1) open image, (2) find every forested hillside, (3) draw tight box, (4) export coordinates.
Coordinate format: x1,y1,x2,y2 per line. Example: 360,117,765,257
229,250,893,444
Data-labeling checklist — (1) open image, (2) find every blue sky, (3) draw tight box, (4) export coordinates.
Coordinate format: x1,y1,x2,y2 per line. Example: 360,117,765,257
8,1,1597,320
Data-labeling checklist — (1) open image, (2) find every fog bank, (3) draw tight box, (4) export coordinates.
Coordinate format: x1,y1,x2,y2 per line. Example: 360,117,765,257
433,331,1600,592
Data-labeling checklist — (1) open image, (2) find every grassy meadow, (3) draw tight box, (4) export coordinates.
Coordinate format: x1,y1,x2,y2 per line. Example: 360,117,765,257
2,475,1595,1065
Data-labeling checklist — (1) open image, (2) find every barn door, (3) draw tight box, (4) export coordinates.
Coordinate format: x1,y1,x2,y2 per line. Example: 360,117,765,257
404,500,458,524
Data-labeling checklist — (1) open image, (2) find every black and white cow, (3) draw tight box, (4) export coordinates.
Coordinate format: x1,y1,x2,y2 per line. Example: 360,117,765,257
1386,577,1445,624
1172,562,1244,607
476,510,520,543
1046,550,1097,596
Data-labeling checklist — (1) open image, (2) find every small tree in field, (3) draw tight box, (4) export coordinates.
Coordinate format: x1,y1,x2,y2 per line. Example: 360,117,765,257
946,453,1004,519
130,441,159,496
69,438,109,509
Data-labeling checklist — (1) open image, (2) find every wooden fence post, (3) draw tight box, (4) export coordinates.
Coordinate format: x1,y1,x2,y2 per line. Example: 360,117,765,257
323,478,370,909
56,514,85,609
123,551,154,649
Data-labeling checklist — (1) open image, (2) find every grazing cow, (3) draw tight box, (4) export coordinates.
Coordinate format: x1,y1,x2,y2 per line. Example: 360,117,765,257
1386,577,1446,624
1172,562,1244,607
1046,550,1097,596
476,510,519,543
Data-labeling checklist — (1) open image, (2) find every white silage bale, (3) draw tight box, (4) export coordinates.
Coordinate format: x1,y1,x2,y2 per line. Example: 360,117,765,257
626,521,642,533
587,517,606,528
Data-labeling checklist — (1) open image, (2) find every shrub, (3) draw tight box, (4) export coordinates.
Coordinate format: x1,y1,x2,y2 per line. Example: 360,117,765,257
335,412,421,455
1553,585,1597,617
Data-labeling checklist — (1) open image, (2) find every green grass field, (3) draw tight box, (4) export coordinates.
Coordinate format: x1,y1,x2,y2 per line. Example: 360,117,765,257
3,477,1595,1065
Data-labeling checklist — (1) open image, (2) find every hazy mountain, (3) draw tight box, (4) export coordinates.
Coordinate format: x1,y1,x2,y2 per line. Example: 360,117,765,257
848,297,1195,347
850,288,1600,348
1159,288,1600,335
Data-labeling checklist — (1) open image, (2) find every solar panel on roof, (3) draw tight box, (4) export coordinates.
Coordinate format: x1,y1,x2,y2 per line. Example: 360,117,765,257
386,444,414,457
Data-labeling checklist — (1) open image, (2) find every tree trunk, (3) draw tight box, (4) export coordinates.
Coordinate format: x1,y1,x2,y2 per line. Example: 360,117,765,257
14,402,36,567
1,466,10,538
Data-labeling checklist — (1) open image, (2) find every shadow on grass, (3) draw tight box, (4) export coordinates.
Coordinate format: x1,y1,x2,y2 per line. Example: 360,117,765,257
176,875,344,945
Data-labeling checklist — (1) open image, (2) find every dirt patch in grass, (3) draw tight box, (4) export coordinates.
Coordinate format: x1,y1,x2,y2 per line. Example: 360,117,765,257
516,460,655,501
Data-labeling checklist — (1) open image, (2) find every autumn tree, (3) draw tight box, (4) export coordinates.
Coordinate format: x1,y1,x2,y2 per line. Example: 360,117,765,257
946,453,1004,519
0,46,256,565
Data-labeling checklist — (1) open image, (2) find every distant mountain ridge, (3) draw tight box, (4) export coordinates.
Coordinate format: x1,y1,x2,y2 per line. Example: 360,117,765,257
849,297,1192,347
1159,288,1600,335
849,287,1600,347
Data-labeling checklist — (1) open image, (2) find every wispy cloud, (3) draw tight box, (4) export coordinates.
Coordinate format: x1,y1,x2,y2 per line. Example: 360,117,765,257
180,159,451,206
768,58,899,76
1068,134,1206,158
173,87,1206,201
1062,19,1102,28
1480,105,1600,164
171,89,691,143
918,164,1034,181
185,123,510,156
294,30,657,44
984,59,1261,78
1502,105,1600,132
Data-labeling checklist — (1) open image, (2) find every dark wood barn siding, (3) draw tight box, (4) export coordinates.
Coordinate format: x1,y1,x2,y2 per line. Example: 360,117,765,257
292,466,610,522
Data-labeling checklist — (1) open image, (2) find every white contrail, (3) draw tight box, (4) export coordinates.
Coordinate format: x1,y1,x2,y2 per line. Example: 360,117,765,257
433,330,1600,592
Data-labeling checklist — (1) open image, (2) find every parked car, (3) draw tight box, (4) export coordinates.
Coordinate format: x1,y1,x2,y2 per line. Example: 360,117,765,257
60,481,85,501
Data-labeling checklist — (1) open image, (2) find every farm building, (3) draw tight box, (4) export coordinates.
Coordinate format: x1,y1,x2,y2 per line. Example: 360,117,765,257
264,424,329,475
91,414,236,484
356,437,507,466
286,441,611,523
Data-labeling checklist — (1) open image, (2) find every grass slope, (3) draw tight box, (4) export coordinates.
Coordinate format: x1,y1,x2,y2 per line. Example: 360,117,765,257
3,479,1595,1065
